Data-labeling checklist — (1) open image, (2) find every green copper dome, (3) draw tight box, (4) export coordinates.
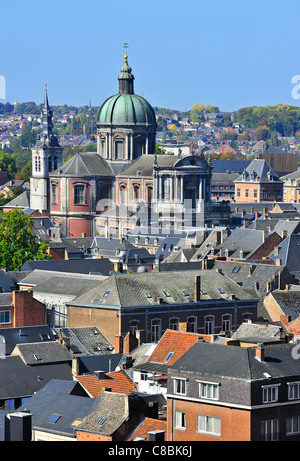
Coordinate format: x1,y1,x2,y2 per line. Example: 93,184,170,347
97,55,156,127
97,93,156,126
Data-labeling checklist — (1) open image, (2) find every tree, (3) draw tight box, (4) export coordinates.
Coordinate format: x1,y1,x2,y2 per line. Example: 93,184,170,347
0,209,51,271
0,151,17,179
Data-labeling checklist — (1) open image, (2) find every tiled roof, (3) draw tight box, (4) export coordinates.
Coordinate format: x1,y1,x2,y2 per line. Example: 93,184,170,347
147,329,205,366
126,417,167,441
76,370,137,398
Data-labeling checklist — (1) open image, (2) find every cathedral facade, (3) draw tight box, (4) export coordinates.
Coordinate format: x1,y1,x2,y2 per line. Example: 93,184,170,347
30,52,230,238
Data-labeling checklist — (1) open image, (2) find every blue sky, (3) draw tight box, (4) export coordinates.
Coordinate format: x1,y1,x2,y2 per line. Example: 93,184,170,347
1,0,300,112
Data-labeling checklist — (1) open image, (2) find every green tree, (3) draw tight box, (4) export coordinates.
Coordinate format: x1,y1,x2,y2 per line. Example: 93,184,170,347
0,151,17,179
0,209,51,271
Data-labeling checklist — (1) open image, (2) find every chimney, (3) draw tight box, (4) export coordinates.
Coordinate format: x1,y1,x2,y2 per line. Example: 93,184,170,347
194,275,201,302
4,412,32,441
72,357,79,376
275,259,281,266
135,329,146,347
255,343,264,361
178,322,188,332
114,335,123,354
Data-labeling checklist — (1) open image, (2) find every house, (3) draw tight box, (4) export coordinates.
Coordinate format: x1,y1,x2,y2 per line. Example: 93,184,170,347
17,379,95,441
66,269,258,345
167,340,300,441
132,327,205,396
264,290,300,339
75,391,159,441
18,270,107,328
281,170,300,203
234,159,283,203
0,290,46,330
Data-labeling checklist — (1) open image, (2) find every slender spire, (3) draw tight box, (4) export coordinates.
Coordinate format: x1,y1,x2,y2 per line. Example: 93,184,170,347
38,84,59,147
118,42,134,94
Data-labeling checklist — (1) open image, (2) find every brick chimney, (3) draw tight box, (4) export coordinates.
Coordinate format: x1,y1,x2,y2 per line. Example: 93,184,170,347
178,322,188,332
114,335,123,354
194,275,201,302
255,343,264,361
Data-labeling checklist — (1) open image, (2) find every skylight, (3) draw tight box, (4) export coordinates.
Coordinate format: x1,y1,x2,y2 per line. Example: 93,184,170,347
103,291,110,298
162,290,171,297
98,417,107,425
164,352,174,363
48,415,61,423
34,354,42,361
232,266,241,273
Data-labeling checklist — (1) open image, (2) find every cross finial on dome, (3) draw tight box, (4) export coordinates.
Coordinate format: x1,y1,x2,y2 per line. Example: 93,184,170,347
123,41,129,59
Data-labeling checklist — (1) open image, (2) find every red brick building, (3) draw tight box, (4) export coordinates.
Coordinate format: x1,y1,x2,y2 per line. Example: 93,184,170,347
0,291,46,329
234,159,283,203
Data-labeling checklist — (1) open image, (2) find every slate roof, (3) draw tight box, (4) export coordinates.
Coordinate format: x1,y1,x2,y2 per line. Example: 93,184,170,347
268,290,300,321
56,326,114,356
118,154,179,178
69,269,256,309
126,417,167,441
0,356,48,400
32,274,106,297
17,379,95,439
76,370,136,398
269,234,300,273
74,391,132,436
0,325,57,356
216,228,265,259
231,322,283,341
14,341,72,366
75,353,124,374
234,159,282,183
19,258,114,276
0,270,21,292
51,152,113,177
170,341,300,381
2,190,30,209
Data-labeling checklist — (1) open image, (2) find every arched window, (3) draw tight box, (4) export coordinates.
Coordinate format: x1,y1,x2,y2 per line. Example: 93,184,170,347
204,315,214,334
187,316,197,333
222,314,232,332
169,317,179,331
151,318,161,342
51,182,58,205
73,183,87,205
120,184,127,205
147,186,153,203
133,184,140,201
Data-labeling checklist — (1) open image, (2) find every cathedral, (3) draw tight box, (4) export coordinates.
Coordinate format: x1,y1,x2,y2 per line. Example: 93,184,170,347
30,49,230,238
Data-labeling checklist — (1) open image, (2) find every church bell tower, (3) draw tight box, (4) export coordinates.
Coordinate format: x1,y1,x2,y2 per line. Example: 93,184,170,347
30,85,63,213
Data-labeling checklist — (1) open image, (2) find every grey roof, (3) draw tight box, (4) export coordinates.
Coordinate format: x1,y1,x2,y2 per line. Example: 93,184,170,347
269,290,300,321
0,356,48,400
216,227,265,259
51,152,113,177
118,154,179,178
18,379,95,438
70,269,256,309
56,326,114,357
211,159,251,173
15,341,72,365
18,269,106,288
0,270,17,292
0,325,57,355
269,234,300,272
32,274,106,297
234,159,282,183
3,190,30,209
170,341,300,381
231,322,282,341
75,391,131,436
0,292,13,306
75,353,124,374
20,258,114,276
